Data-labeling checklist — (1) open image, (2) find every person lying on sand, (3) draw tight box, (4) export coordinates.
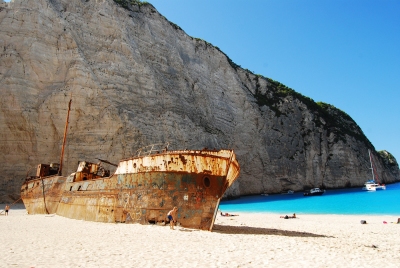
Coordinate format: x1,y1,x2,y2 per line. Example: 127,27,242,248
220,212,238,217
280,213,297,219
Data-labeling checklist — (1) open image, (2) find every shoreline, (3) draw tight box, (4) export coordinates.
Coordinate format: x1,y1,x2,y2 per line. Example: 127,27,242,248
1,205,399,267
220,183,400,216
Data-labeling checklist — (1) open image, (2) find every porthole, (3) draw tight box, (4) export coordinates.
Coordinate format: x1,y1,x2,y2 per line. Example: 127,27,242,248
203,177,210,188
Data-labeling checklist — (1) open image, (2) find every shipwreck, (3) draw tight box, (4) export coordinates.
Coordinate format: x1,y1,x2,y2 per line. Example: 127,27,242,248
21,99,240,231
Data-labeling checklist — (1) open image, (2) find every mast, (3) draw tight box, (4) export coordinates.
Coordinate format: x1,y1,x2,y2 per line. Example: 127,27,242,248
58,96,72,176
368,150,375,181
368,149,380,183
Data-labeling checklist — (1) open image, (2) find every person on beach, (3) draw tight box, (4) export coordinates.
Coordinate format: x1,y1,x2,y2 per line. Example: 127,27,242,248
4,204,9,216
220,212,238,217
280,213,296,219
167,207,178,230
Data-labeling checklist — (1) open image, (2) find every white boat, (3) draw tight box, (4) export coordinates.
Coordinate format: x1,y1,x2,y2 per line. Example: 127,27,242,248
362,150,386,191
362,180,386,191
303,188,325,196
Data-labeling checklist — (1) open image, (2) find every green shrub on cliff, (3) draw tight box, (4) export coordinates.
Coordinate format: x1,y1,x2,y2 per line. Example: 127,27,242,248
113,0,149,9
378,150,398,167
254,76,372,148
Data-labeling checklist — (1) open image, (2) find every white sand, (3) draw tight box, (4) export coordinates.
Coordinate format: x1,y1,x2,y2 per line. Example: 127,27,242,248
1,204,399,267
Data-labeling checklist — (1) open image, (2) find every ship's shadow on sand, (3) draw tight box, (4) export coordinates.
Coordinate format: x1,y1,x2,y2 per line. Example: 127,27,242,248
212,224,332,238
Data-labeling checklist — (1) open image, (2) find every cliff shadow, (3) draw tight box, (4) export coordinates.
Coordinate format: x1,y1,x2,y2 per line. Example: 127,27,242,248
212,224,333,238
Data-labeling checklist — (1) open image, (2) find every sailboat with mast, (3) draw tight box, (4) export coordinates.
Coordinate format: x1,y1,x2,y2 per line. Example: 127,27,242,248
362,150,386,191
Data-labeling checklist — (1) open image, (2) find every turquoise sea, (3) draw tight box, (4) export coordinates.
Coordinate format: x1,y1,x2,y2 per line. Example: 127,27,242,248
219,182,400,216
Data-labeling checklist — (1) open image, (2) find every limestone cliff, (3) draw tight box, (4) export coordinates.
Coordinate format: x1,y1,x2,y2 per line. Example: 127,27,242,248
0,0,398,202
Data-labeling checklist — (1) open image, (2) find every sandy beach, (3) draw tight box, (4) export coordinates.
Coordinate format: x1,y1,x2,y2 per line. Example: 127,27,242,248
1,204,399,268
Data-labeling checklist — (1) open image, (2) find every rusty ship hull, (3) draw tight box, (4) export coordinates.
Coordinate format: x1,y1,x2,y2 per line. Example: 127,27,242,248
21,161,67,215
21,175,67,214
21,149,240,231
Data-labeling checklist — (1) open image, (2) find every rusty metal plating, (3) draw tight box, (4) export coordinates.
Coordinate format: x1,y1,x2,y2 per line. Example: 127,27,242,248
21,144,240,231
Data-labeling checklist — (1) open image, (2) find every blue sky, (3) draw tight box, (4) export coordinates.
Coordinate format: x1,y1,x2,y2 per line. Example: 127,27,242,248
4,0,399,163
147,0,400,163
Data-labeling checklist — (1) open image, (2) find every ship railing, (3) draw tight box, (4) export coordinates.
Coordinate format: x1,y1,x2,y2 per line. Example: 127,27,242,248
136,142,170,157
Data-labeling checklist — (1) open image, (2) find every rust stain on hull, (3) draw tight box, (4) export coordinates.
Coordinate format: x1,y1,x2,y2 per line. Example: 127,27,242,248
21,147,240,231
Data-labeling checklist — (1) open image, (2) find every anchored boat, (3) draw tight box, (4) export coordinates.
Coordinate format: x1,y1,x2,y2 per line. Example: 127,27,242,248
362,180,386,191
362,150,386,191
303,188,325,196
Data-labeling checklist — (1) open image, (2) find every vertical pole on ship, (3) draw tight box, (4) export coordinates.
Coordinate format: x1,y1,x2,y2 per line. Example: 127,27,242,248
58,95,72,176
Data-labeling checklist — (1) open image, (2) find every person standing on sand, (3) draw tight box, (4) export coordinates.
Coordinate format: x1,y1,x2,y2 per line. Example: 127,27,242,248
167,207,178,230
5,204,10,216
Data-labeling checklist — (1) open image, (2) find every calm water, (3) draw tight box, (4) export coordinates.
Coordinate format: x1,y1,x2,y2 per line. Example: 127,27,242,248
219,182,400,216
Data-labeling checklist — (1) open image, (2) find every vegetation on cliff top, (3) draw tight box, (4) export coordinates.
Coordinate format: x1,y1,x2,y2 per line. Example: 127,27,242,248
378,150,398,167
254,77,372,148
113,0,149,9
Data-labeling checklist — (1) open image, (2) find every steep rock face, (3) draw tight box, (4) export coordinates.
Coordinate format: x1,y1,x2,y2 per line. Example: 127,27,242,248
0,0,398,202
